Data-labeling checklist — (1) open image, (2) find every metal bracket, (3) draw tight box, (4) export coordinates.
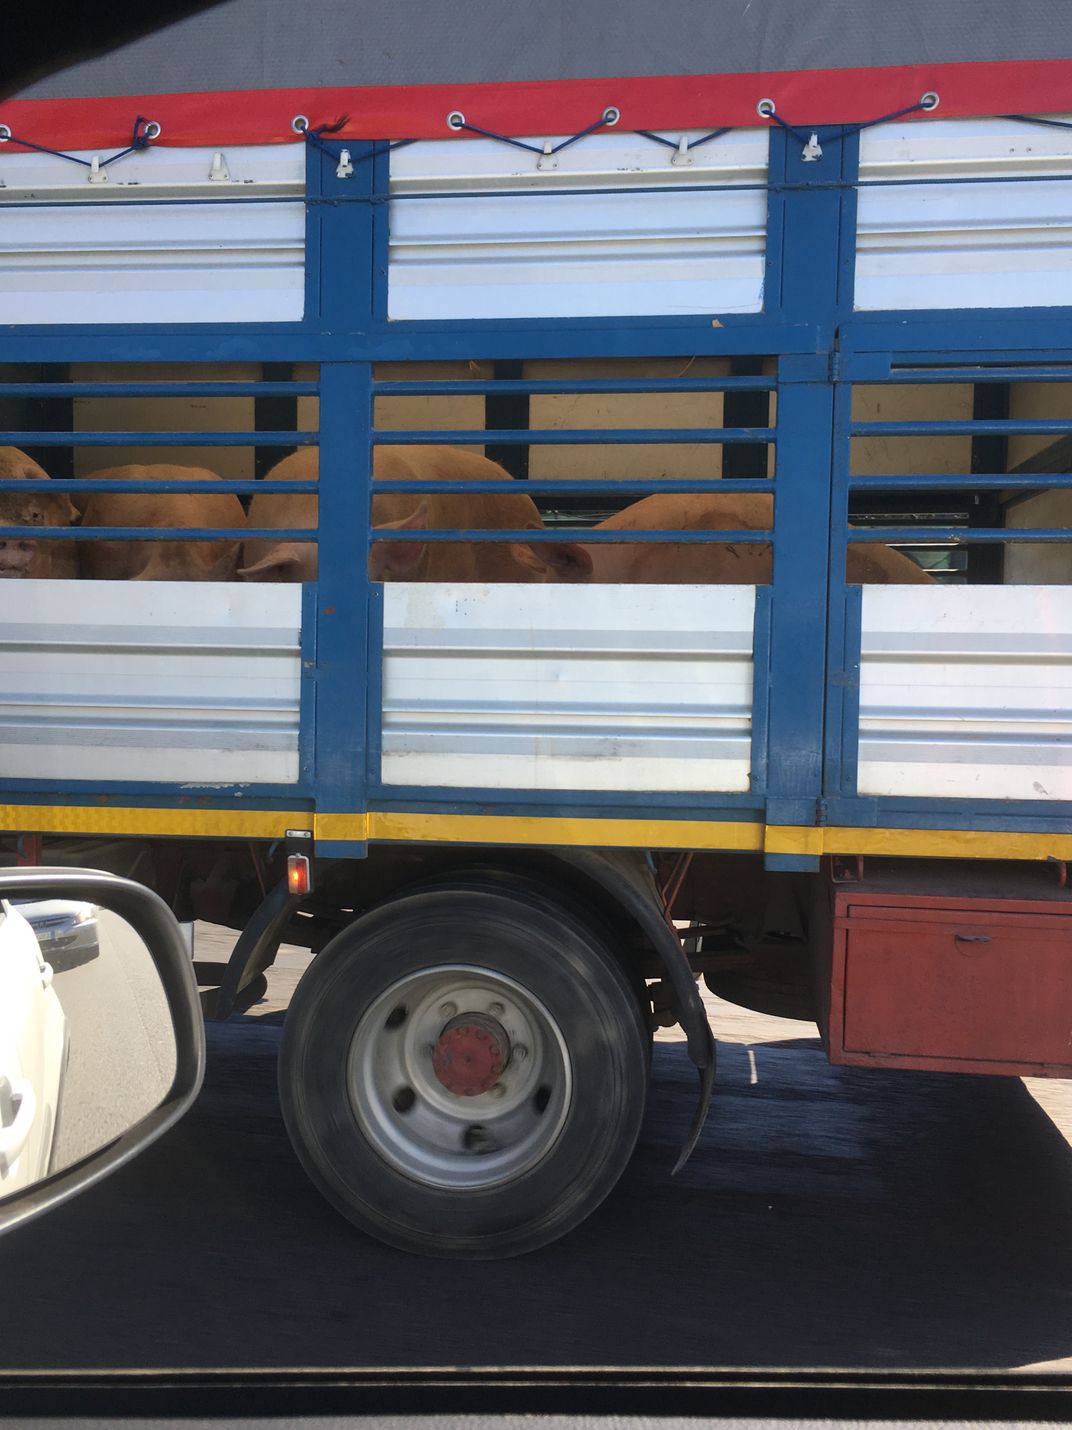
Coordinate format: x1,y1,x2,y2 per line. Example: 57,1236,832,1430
670,135,692,167
801,132,823,162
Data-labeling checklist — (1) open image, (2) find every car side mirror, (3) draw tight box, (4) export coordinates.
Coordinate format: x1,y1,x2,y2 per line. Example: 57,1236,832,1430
0,867,204,1238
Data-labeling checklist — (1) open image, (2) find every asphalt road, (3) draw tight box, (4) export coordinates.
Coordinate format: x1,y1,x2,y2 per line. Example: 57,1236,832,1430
50,910,176,1171
1,929,1071,1376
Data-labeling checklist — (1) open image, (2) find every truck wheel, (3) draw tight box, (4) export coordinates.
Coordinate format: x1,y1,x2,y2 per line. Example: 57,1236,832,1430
278,887,649,1258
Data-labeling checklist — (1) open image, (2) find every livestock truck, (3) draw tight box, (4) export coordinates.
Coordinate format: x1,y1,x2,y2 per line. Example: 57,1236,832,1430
1,3,1070,1256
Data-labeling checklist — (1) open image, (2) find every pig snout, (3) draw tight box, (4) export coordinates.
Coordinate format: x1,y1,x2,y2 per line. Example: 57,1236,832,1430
0,536,37,576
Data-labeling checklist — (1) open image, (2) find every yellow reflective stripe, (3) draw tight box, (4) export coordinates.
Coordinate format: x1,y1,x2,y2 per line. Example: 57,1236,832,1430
764,825,825,856
0,805,312,838
366,811,764,851
819,825,1072,862
1,804,1069,864
314,812,369,841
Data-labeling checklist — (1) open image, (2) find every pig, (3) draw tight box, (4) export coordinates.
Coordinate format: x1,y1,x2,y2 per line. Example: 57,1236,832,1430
0,447,78,579
575,493,932,585
79,465,245,581
238,446,591,583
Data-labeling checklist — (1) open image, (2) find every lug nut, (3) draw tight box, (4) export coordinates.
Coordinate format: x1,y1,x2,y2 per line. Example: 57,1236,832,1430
488,1082,506,1099
513,1044,529,1061
439,1001,458,1018
487,1001,505,1016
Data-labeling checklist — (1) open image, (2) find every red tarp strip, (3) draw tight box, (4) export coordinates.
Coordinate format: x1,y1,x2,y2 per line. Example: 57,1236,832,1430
1,58,1070,149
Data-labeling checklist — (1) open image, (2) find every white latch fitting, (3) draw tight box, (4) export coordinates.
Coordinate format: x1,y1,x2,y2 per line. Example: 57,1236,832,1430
209,151,231,182
87,155,107,183
336,148,354,179
536,139,558,171
671,135,692,167
801,131,823,162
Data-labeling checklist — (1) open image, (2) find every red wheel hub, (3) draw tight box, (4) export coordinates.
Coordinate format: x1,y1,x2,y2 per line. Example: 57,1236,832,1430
432,1015,509,1097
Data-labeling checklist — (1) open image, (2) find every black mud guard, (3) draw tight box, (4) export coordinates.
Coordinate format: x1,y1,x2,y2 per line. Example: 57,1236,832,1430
548,848,715,1172
213,877,303,1021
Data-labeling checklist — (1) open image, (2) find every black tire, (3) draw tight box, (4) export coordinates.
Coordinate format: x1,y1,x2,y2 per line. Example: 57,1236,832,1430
279,886,650,1258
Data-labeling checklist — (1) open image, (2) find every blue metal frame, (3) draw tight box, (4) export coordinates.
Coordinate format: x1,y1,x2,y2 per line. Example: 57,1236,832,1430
823,337,1072,832
3,121,1072,850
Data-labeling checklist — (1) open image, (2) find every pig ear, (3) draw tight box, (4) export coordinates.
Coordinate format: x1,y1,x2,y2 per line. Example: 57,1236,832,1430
544,541,593,580
237,551,305,582
379,502,429,533
369,502,429,581
369,538,427,580
45,491,78,525
511,539,593,581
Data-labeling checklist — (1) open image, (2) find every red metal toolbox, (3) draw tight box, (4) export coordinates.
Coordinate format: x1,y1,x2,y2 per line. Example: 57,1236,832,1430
827,865,1072,1077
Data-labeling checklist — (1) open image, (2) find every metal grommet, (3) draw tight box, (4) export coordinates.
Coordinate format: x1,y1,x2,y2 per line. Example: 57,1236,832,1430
144,120,161,140
602,106,621,127
920,91,940,111
291,114,310,134
446,111,466,131
0,125,10,142
757,98,776,119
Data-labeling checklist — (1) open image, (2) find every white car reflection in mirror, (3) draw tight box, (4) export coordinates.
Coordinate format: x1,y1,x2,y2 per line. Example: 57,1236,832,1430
0,900,68,1195
17,900,100,968
0,867,204,1241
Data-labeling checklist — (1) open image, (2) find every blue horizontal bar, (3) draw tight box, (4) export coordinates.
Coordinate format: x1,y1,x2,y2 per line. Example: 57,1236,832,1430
373,377,776,396
848,527,1072,543
0,779,312,803
848,475,1072,491
370,478,771,495
0,431,318,447
0,479,317,495
374,427,776,446
366,788,765,816
0,383,319,398
851,419,1072,437
0,321,826,365
882,367,1072,384
0,526,312,541
3,524,767,544
372,527,769,544
857,171,1072,190
825,796,1072,830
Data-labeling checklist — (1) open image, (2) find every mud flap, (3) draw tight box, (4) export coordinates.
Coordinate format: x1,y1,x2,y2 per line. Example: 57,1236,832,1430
213,877,302,1021
550,848,716,1170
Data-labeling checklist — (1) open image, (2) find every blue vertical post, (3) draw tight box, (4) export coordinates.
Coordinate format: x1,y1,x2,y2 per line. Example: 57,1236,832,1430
309,140,378,853
764,127,850,868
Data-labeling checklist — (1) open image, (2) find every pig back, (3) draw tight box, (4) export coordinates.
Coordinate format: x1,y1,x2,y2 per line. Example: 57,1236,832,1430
80,464,245,580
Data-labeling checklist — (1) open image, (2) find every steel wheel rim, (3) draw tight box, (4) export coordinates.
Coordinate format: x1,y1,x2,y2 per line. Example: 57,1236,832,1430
347,964,573,1190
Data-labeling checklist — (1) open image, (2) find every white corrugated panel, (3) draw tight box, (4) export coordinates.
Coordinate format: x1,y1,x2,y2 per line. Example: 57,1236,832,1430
858,587,1072,801
388,129,768,320
855,115,1072,311
0,581,303,784
0,145,305,323
380,583,756,792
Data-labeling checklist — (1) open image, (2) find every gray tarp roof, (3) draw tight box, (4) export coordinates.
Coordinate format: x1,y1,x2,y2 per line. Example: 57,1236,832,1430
18,0,1072,100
